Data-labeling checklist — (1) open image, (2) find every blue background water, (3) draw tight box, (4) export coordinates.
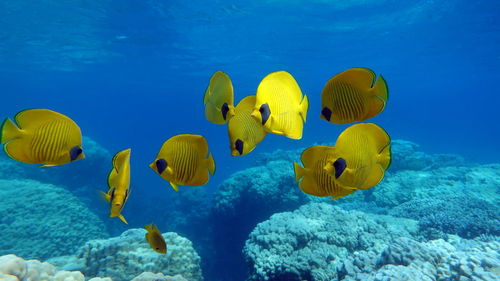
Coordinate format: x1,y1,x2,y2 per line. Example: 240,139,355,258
0,0,499,279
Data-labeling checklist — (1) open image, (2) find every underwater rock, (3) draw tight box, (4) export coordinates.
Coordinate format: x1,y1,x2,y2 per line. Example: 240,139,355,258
0,179,107,260
243,203,418,281
339,236,500,281
74,229,203,281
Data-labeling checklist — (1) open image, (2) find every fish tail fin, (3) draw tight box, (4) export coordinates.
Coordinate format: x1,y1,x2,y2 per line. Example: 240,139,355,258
118,214,128,224
207,153,216,175
373,74,388,101
378,143,392,170
366,74,388,119
0,118,22,144
299,95,309,122
293,162,304,182
169,182,179,192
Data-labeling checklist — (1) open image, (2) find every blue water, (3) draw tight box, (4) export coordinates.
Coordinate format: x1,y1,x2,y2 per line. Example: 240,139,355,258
1,0,499,280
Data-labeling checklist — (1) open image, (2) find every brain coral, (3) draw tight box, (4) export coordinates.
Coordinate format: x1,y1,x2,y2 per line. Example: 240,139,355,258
339,236,500,281
76,229,203,281
0,179,107,260
243,203,418,281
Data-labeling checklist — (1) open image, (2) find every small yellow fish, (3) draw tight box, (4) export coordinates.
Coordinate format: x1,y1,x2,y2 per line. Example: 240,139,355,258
0,109,85,166
321,68,388,124
228,95,267,156
204,71,236,124
100,148,131,224
251,71,308,140
144,224,167,254
324,123,391,189
149,134,216,191
294,145,356,200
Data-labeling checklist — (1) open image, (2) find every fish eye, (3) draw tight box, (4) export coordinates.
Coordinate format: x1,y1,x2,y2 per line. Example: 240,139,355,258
259,103,270,125
156,247,159,250
235,139,244,155
333,158,347,179
155,159,167,174
69,146,83,161
221,103,229,120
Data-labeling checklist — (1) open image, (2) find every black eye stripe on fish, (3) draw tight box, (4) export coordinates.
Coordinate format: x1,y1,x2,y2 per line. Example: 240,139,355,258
333,158,347,179
156,159,167,174
235,139,244,155
259,103,270,125
321,107,332,121
69,146,82,161
221,103,229,120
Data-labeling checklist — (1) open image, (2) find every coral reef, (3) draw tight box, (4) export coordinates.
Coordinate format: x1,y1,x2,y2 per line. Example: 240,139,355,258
131,272,188,281
389,139,466,171
74,229,203,281
0,179,107,260
389,195,499,239
243,203,418,281
0,254,190,281
0,254,106,281
339,236,500,281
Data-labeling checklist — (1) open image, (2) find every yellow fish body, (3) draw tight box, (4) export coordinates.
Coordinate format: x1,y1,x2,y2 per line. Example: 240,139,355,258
321,68,388,124
204,71,236,124
324,123,391,189
144,224,167,254
149,134,216,191
101,148,131,224
294,145,356,200
0,109,85,166
228,95,267,156
252,71,308,140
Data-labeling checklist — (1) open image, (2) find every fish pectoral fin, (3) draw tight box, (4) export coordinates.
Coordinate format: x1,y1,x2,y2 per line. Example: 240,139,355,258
99,191,111,202
169,182,179,192
118,214,128,224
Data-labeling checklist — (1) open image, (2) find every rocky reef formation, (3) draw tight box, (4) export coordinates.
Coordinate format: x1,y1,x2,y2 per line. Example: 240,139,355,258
0,179,107,260
339,236,500,281
60,229,204,281
243,203,418,281
0,254,189,281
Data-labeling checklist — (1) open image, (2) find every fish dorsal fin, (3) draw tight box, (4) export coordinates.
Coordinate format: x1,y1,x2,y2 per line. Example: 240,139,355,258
335,68,376,90
300,145,335,168
144,224,153,232
14,109,72,130
107,167,119,188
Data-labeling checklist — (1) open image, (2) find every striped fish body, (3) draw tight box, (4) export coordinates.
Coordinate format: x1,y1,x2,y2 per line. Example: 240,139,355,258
0,109,84,166
150,134,215,190
294,145,356,200
253,71,308,140
228,95,266,156
321,68,388,124
331,123,391,189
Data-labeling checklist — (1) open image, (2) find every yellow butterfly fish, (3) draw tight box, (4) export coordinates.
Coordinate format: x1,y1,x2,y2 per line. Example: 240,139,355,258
228,95,267,156
204,71,236,124
149,134,216,191
294,145,356,200
100,148,131,224
0,109,85,166
252,71,308,140
321,67,388,124
324,123,391,190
